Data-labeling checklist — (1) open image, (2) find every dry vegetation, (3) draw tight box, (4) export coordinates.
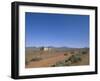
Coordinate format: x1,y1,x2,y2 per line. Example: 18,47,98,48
25,48,89,68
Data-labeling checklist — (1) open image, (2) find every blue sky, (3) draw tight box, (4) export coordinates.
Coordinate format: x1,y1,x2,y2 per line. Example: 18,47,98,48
25,12,89,48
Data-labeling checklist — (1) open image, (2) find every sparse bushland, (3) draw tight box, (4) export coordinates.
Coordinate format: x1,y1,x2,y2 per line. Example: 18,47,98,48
26,48,89,68
51,54,82,67
70,54,82,62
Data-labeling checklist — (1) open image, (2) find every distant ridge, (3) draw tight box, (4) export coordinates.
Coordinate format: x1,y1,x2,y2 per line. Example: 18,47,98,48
26,46,89,49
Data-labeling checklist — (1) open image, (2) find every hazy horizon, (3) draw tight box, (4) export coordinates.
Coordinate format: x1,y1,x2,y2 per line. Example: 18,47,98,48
25,46,89,48
25,12,89,48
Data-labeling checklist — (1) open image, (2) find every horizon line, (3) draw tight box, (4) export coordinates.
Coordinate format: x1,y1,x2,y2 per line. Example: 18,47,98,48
25,46,89,48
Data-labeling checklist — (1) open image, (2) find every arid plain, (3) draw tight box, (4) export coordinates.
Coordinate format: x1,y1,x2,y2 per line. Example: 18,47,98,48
25,47,89,68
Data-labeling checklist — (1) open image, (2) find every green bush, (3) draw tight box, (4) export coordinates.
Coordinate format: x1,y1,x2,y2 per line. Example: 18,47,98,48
69,54,82,63
65,59,69,62
55,61,64,66
64,61,72,66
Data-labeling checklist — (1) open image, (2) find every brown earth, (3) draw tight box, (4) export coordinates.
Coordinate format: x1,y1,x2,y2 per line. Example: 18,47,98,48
70,53,89,66
26,52,72,68
25,48,89,68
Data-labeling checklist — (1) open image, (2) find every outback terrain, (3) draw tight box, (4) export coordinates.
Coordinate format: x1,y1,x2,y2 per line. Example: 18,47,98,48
25,47,89,68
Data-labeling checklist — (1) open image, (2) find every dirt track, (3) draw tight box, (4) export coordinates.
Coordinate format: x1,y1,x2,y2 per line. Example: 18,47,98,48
26,53,72,68
25,48,89,68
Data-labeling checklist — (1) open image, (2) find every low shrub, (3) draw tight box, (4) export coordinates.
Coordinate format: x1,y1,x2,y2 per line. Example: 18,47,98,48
30,58,42,61
64,61,72,66
69,54,82,63
51,64,56,67
55,61,64,66
64,53,68,56
81,51,87,54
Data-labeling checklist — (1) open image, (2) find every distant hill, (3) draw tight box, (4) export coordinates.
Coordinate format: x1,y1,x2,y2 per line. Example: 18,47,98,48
26,46,89,52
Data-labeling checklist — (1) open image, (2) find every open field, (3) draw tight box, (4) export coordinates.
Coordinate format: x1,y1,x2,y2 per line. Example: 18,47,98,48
25,47,89,68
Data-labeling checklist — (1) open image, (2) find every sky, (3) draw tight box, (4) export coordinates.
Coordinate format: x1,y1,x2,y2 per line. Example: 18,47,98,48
25,12,89,48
